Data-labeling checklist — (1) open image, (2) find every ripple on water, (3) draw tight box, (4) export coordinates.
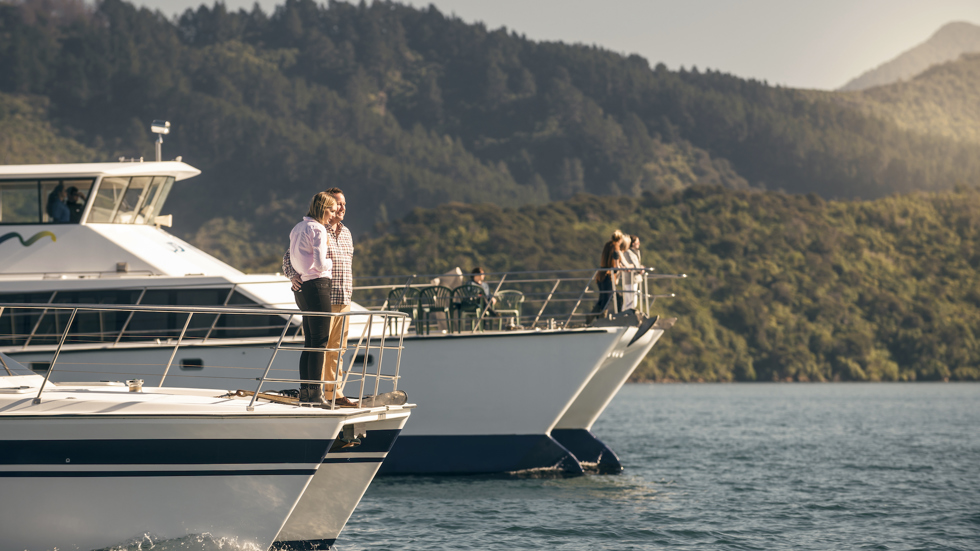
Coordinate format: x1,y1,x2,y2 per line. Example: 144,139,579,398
83,384,980,551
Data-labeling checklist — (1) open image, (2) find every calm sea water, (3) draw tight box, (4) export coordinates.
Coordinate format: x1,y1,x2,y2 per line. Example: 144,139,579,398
110,384,980,551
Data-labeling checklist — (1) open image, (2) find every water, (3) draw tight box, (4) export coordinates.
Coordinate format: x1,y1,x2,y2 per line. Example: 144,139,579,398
107,384,980,551
344,384,980,550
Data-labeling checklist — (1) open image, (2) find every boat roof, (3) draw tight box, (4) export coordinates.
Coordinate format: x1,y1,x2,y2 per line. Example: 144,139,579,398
0,161,201,181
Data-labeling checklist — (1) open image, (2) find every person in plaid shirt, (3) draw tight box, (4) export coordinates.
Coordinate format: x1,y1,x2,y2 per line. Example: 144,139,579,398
283,188,354,406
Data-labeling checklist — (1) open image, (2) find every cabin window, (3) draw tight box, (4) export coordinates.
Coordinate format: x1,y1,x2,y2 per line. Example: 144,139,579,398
0,179,94,224
88,176,174,224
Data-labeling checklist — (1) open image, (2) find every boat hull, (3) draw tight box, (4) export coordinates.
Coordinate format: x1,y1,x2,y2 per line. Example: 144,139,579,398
0,402,337,551
275,412,411,548
379,433,583,475
551,326,665,472
9,326,632,475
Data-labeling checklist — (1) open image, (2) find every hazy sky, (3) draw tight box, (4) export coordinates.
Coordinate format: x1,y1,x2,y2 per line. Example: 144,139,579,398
133,0,980,90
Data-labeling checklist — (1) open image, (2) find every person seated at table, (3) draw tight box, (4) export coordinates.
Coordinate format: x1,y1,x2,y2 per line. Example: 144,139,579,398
466,267,498,319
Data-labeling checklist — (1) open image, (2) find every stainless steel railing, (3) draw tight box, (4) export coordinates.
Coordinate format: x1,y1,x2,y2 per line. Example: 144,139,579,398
0,303,409,411
0,266,685,343
359,267,686,332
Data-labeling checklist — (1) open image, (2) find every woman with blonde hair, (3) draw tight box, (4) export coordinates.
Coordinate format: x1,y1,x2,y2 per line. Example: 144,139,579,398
289,192,354,406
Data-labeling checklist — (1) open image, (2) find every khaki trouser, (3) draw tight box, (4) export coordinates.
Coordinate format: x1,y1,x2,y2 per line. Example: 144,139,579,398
322,303,351,399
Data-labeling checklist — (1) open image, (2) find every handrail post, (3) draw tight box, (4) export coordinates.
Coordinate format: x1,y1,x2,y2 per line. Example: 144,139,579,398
247,314,295,411
643,271,650,315
157,313,193,387
565,269,599,328
612,267,620,314
33,307,77,405
333,313,351,401
22,291,58,349
203,284,236,342
0,307,12,376
372,314,383,399
374,312,391,396
392,312,406,391
403,275,416,333
358,313,375,404
113,287,148,347
532,279,561,328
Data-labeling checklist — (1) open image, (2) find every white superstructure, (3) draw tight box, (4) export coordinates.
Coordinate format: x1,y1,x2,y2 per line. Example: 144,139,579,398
0,160,678,477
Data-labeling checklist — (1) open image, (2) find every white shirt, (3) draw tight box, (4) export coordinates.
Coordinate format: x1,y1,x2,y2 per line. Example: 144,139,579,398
289,217,333,282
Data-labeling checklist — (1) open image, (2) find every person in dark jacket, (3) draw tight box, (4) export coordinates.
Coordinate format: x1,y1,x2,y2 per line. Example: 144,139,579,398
66,187,86,223
592,230,624,316
46,184,69,223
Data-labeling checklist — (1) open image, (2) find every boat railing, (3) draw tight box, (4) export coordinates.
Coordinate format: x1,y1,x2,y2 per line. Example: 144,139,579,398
354,267,686,332
0,303,409,411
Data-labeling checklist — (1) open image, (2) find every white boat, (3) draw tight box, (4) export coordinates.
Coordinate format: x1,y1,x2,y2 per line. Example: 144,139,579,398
0,303,414,551
0,159,680,476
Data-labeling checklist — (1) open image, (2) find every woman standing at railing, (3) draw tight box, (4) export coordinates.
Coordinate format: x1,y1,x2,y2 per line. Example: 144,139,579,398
289,192,354,406
593,230,624,316
619,235,637,311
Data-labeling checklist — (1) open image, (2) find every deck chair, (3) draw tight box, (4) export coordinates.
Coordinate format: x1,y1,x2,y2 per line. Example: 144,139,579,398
452,285,488,333
418,286,452,335
386,286,420,335
495,290,524,329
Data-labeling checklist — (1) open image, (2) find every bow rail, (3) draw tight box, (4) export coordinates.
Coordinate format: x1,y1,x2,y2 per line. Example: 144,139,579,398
0,302,409,411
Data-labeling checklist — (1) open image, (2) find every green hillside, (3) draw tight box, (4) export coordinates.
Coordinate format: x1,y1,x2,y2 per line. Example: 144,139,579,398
353,187,980,383
4,1,980,383
0,92,98,164
4,0,980,249
833,53,980,144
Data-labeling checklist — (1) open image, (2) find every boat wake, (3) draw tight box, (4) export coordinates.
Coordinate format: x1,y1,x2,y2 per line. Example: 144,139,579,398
96,533,265,551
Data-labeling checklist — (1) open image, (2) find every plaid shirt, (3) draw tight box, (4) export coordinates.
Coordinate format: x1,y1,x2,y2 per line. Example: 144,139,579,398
283,223,353,305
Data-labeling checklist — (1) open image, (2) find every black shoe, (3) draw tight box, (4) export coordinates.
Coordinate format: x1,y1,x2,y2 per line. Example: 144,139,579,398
298,388,309,403
307,386,325,404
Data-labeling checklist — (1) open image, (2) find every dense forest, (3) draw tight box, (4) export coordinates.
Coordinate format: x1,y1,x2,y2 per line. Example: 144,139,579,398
4,0,980,382
4,0,980,246
351,187,980,383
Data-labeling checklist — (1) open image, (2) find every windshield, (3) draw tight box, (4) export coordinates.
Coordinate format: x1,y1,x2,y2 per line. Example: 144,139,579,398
88,176,174,224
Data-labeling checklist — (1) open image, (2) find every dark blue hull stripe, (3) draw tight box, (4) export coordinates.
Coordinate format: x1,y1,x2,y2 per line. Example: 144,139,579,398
321,457,384,464
551,429,623,473
379,434,584,475
0,469,316,477
0,439,334,465
347,429,400,453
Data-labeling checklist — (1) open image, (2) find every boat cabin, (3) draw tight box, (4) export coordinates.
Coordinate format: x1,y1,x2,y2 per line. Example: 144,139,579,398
0,161,198,226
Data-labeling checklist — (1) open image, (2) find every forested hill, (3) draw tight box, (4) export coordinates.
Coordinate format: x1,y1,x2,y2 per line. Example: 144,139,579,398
831,53,980,145
352,187,980,383
4,0,980,261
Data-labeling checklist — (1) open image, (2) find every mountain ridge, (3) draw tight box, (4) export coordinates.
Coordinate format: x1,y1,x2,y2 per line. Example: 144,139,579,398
839,21,980,91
